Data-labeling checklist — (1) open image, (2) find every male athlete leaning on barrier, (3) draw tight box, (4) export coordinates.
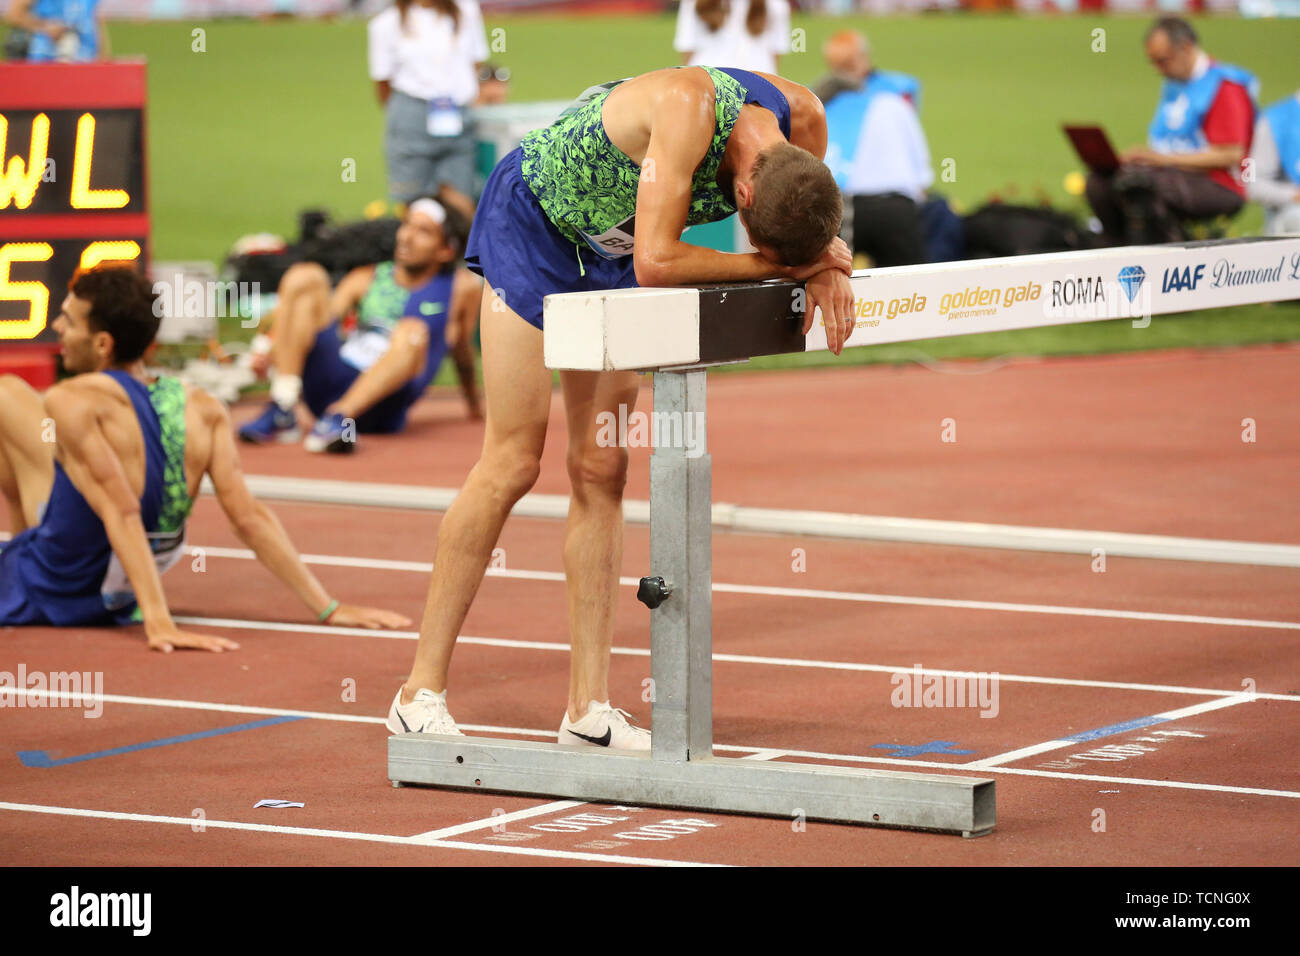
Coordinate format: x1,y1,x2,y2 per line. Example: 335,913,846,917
0,266,410,651
388,65,856,749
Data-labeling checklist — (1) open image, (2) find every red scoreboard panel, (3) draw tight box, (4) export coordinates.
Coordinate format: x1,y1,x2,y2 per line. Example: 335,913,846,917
0,61,150,348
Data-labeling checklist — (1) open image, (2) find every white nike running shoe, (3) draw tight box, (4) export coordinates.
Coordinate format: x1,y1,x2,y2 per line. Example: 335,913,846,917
558,700,651,751
386,686,463,736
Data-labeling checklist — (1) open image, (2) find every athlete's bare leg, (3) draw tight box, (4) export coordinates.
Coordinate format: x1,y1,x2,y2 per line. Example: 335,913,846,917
269,263,335,376
0,375,55,533
559,368,641,720
403,287,552,700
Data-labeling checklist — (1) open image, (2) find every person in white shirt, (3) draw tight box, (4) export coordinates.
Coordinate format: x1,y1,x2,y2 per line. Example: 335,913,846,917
368,0,489,202
674,0,791,75
832,92,932,204
1247,92,1300,236
821,30,961,265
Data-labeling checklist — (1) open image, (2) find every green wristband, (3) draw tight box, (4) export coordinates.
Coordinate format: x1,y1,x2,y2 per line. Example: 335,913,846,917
318,599,340,623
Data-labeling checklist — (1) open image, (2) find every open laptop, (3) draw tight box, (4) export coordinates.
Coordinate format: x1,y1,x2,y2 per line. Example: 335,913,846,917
1063,124,1121,174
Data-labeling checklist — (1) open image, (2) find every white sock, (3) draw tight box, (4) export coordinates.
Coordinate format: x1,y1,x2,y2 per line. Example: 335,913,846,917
269,373,301,412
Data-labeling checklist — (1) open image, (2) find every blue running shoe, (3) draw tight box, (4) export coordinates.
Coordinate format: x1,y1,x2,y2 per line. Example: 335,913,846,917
304,412,356,454
238,401,300,444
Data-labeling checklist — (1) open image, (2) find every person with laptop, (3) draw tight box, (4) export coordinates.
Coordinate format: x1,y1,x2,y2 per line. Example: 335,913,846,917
1084,17,1257,245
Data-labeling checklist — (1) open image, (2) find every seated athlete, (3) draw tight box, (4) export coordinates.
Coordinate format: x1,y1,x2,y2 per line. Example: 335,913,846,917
0,266,410,651
239,195,482,453
389,66,855,749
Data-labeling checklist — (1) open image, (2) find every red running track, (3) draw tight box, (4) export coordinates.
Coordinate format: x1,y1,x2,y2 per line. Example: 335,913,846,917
2,345,1298,866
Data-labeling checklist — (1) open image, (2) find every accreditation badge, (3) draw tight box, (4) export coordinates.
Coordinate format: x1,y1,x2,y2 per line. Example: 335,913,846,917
427,97,465,137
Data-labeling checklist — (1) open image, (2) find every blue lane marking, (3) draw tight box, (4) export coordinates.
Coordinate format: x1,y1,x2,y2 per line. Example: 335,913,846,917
17,715,305,768
1062,714,1170,743
871,740,974,758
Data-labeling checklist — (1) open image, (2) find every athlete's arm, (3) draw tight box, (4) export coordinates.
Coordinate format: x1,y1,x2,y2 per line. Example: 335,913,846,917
447,268,483,419
44,381,236,652
201,392,410,630
328,266,376,320
633,76,793,288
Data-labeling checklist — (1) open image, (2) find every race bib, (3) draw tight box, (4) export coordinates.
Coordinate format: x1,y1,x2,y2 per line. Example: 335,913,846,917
101,527,188,612
338,328,392,371
579,214,637,260
427,97,465,137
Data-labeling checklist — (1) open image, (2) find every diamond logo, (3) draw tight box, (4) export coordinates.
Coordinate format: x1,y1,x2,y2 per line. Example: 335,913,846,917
1118,265,1146,302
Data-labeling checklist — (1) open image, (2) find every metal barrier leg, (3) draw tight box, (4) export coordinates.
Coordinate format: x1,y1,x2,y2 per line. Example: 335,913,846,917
647,369,712,763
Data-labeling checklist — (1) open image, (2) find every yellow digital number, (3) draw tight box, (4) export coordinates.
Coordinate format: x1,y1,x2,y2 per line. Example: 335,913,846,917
0,242,54,340
79,241,141,269
71,113,129,210
0,112,51,211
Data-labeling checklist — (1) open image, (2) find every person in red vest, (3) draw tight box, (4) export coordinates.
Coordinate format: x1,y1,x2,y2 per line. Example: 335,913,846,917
1086,17,1258,245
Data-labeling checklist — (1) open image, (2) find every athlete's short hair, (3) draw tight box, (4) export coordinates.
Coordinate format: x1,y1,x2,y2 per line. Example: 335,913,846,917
740,142,842,267
69,266,160,364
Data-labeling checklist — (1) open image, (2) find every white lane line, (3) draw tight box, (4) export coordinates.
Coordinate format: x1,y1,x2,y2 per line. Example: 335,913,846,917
408,800,584,843
9,688,1295,800
751,746,1300,800
0,802,723,866
5,688,552,738
168,615,1300,702
709,581,1300,632
968,767,1300,799
188,545,1300,632
961,693,1258,769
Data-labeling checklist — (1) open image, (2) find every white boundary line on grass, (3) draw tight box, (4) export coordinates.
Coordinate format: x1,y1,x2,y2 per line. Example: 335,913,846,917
10,687,1297,800
211,474,1300,568
188,545,1300,632
169,614,1300,702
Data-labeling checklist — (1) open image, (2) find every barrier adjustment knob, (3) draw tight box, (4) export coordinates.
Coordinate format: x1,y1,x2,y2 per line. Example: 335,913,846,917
636,576,672,609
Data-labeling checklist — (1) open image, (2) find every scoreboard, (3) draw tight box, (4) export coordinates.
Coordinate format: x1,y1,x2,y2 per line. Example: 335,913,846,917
0,62,149,346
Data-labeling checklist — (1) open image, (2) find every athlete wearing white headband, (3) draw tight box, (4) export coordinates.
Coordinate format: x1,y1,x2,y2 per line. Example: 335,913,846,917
239,195,483,452
408,198,447,226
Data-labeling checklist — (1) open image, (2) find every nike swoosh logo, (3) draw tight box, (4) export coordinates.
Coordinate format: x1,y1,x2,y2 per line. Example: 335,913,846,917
567,727,612,747
397,710,412,733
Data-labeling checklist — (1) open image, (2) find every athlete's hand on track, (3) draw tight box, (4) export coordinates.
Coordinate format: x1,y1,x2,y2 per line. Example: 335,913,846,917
146,623,240,653
328,604,413,630
803,269,856,356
